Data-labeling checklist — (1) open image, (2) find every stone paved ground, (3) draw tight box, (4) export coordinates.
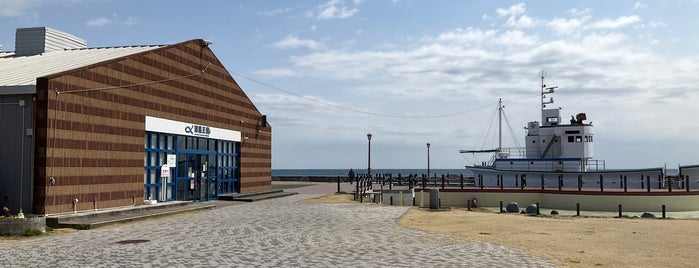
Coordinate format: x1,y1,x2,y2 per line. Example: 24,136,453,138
0,184,553,267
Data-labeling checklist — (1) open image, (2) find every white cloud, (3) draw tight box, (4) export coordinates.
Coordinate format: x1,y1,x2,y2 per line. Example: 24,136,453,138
496,3,526,17
567,8,591,16
257,8,291,16
314,0,359,19
589,15,641,29
504,14,537,28
271,35,323,50
0,0,38,17
86,17,112,27
633,2,647,10
124,16,137,26
495,30,538,46
252,68,297,78
547,16,590,35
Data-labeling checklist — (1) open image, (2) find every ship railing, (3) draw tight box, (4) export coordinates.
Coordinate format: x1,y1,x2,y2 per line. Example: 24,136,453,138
585,159,606,171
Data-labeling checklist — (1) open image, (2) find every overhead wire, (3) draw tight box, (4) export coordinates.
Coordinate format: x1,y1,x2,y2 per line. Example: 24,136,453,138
230,71,497,119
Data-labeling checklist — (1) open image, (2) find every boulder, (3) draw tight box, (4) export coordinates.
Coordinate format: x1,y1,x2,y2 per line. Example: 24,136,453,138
550,210,559,215
525,204,538,215
640,212,656,218
505,202,519,213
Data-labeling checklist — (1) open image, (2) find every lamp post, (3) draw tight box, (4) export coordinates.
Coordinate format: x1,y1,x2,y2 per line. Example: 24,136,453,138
367,133,372,178
427,143,431,179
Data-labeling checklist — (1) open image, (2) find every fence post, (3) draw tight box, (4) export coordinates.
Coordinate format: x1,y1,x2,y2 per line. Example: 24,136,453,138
623,175,627,192
441,175,445,189
600,174,604,192
641,174,644,189
576,203,580,216
578,175,582,191
515,174,519,188
541,174,544,190
686,175,690,192
647,176,651,192
558,175,562,191
658,174,662,190
460,175,464,189
662,204,666,219
480,175,484,189
669,175,673,192
500,175,504,190
618,204,622,217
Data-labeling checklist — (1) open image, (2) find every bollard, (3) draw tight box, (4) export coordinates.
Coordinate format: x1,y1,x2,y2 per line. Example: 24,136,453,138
600,175,604,192
647,176,651,192
500,175,504,190
536,202,540,215
687,175,691,192
460,174,464,189
578,176,582,191
467,199,471,211
412,197,415,206
623,176,628,192
337,176,340,193
438,198,441,208
618,204,622,217
441,175,445,189
390,196,393,206
662,204,666,219
669,175,673,192
499,201,503,213
576,203,580,216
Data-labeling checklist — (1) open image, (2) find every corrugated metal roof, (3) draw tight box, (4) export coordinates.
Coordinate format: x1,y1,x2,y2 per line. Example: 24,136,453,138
0,45,164,94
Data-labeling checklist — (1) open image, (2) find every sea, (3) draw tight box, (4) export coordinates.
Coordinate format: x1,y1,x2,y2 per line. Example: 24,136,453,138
272,168,473,177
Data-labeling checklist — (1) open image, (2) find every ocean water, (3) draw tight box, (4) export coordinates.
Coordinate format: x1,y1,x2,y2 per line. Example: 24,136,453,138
272,168,473,177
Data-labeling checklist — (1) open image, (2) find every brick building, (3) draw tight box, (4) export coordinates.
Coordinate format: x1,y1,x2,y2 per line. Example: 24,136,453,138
0,27,271,214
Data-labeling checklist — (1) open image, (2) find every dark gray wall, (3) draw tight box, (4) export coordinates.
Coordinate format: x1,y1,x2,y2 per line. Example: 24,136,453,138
0,94,33,215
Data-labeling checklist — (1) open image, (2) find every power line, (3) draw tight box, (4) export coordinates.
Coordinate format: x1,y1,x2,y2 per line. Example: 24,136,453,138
231,71,497,119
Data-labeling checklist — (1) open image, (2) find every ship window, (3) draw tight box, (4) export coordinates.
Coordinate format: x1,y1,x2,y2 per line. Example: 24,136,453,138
568,136,574,142
547,117,558,123
589,136,593,142
584,136,589,142
576,136,582,142
532,140,536,143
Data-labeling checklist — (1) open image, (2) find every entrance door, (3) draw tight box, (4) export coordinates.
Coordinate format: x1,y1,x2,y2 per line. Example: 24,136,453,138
176,153,217,201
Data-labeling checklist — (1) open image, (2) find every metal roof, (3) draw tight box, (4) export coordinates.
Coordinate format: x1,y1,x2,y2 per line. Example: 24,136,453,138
0,45,164,94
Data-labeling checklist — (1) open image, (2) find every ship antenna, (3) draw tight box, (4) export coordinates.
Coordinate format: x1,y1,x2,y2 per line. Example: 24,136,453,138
540,70,557,123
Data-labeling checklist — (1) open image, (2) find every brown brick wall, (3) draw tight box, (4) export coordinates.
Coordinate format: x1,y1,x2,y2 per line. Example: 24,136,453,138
33,40,271,214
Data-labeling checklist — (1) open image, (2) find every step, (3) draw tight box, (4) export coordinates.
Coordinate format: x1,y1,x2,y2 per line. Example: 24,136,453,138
219,191,297,202
46,202,212,229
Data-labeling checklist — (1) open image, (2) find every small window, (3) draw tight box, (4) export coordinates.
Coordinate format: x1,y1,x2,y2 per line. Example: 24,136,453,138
568,136,574,142
584,136,589,142
575,136,583,142
547,117,558,123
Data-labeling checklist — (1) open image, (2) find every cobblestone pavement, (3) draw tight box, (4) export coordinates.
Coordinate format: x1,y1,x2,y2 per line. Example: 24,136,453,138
0,192,553,267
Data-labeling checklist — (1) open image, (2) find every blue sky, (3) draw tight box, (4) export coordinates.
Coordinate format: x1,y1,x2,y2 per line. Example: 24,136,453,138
2,0,699,170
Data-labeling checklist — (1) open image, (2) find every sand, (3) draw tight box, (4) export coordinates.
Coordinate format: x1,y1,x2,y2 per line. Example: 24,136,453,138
309,193,699,267
398,208,699,267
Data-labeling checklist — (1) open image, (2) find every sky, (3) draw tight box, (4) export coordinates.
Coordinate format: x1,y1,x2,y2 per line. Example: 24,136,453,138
1,0,699,170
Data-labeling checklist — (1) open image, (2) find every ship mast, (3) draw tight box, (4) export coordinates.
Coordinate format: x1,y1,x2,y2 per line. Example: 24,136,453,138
540,70,557,123
498,98,502,152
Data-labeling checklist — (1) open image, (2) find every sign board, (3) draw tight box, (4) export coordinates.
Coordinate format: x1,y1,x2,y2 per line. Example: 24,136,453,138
167,154,176,167
161,164,170,177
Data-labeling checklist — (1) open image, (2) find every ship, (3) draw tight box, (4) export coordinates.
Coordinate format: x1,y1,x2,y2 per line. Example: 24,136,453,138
460,71,670,190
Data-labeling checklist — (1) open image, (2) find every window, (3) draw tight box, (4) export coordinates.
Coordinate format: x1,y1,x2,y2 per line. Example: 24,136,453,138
547,117,558,123
568,136,574,142
575,136,582,142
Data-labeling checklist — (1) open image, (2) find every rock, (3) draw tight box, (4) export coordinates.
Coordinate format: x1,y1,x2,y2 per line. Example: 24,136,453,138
526,204,538,215
505,202,519,213
550,210,559,215
640,212,656,218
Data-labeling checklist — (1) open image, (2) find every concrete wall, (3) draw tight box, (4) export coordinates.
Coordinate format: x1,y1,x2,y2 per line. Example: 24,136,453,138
32,40,271,214
383,189,699,212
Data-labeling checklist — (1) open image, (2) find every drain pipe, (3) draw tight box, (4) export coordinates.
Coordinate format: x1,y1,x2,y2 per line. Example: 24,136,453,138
73,198,79,213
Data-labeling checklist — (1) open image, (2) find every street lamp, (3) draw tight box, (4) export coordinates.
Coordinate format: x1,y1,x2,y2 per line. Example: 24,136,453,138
367,133,372,178
426,143,431,179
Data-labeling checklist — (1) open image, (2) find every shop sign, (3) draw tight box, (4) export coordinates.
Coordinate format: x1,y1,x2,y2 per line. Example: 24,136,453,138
185,125,211,137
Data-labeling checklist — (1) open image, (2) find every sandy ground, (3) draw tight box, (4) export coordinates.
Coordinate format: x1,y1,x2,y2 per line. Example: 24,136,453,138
309,193,699,267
